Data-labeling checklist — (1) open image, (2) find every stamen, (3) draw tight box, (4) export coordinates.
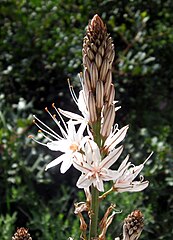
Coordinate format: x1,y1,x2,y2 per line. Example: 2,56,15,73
44,108,67,138
143,151,154,165
78,72,84,88
140,175,144,182
67,79,78,104
33,115,61,139
69,143,78,152
38,130,53,142
28,135,47,146
52,103,68,133
28,135,34,139
33,117,61,140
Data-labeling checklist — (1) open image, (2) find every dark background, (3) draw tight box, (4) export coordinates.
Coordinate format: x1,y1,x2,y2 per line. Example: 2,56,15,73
0,0,173,239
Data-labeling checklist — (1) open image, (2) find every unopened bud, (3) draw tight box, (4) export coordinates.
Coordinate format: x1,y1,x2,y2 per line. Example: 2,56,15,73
90,62,99,90
84,68,91,92
123,210,144,240
104,70,112,98
107,84,115,107
12,227,32,240
101,105,115,138
96,80,104,109
88,91,97,123
100,58,110,81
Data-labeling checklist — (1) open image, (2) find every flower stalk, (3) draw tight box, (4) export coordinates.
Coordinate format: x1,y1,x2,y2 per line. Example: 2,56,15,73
82,14,116,239
29,14,152,240
89,186,100,239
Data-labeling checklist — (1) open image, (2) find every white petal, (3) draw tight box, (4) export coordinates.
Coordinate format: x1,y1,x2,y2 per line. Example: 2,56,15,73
73,155,92,173
45,154,66,170
67,120,76,140
129,164,144,180
85,140,100,165
118,155,130,173
94,179,104,192
60,155,73,173
115,181,149,192
47,140,70,152
102,169,121,181
101,145,123,169
89,140,101,167
78,90,88,114
77,122,87,138
58,108,84,123
132,181,149,191
76,174,92,189
105,125,129,150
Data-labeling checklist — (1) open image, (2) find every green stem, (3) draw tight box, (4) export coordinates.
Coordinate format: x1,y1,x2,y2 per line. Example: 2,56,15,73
89,186,100,239
88,121,102,239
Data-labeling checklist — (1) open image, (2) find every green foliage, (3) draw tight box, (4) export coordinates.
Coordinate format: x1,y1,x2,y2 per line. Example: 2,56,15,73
0,213,17,240
0,0,173,239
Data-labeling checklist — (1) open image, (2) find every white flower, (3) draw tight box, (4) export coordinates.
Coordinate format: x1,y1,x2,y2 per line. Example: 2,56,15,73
59,90,89,125
103,124,129,152
113,153,153,192
73,140,123,192
45,120,87,173
30,106,88,173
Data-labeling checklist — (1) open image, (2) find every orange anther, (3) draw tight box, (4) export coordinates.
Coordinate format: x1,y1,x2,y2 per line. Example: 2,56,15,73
28,135,33,138
52,103,55,108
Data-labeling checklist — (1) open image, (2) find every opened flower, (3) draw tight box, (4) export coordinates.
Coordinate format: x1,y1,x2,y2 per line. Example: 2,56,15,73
103,124,129,152
73,140,124,192
29,105,87,173
113,153,152,192
58,76,90,126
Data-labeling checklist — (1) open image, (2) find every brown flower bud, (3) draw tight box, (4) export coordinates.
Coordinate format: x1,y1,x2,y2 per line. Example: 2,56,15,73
83,14,116,127
100,105,115,138
12,228,32,240
123,210,144,240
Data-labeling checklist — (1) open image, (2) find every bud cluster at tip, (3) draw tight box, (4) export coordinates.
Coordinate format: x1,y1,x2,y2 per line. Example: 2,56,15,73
123,210,144,240
83,14,116,137
12,228,32,240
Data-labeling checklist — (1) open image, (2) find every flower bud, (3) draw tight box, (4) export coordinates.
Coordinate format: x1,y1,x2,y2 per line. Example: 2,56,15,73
123,210,144,240
12,228,32,240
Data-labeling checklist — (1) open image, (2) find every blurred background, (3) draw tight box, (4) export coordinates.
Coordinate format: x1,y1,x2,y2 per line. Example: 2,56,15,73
0,0,173,239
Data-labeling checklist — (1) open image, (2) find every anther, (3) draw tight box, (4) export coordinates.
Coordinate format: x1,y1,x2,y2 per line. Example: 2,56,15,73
45,107,48,112
28,135,33,138
67,78,72,87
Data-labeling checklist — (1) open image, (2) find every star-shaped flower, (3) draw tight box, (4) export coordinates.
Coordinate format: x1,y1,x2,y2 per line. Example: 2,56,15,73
113,153,152,192
73,140,123,192
103,124,129,152
29,106,88,173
